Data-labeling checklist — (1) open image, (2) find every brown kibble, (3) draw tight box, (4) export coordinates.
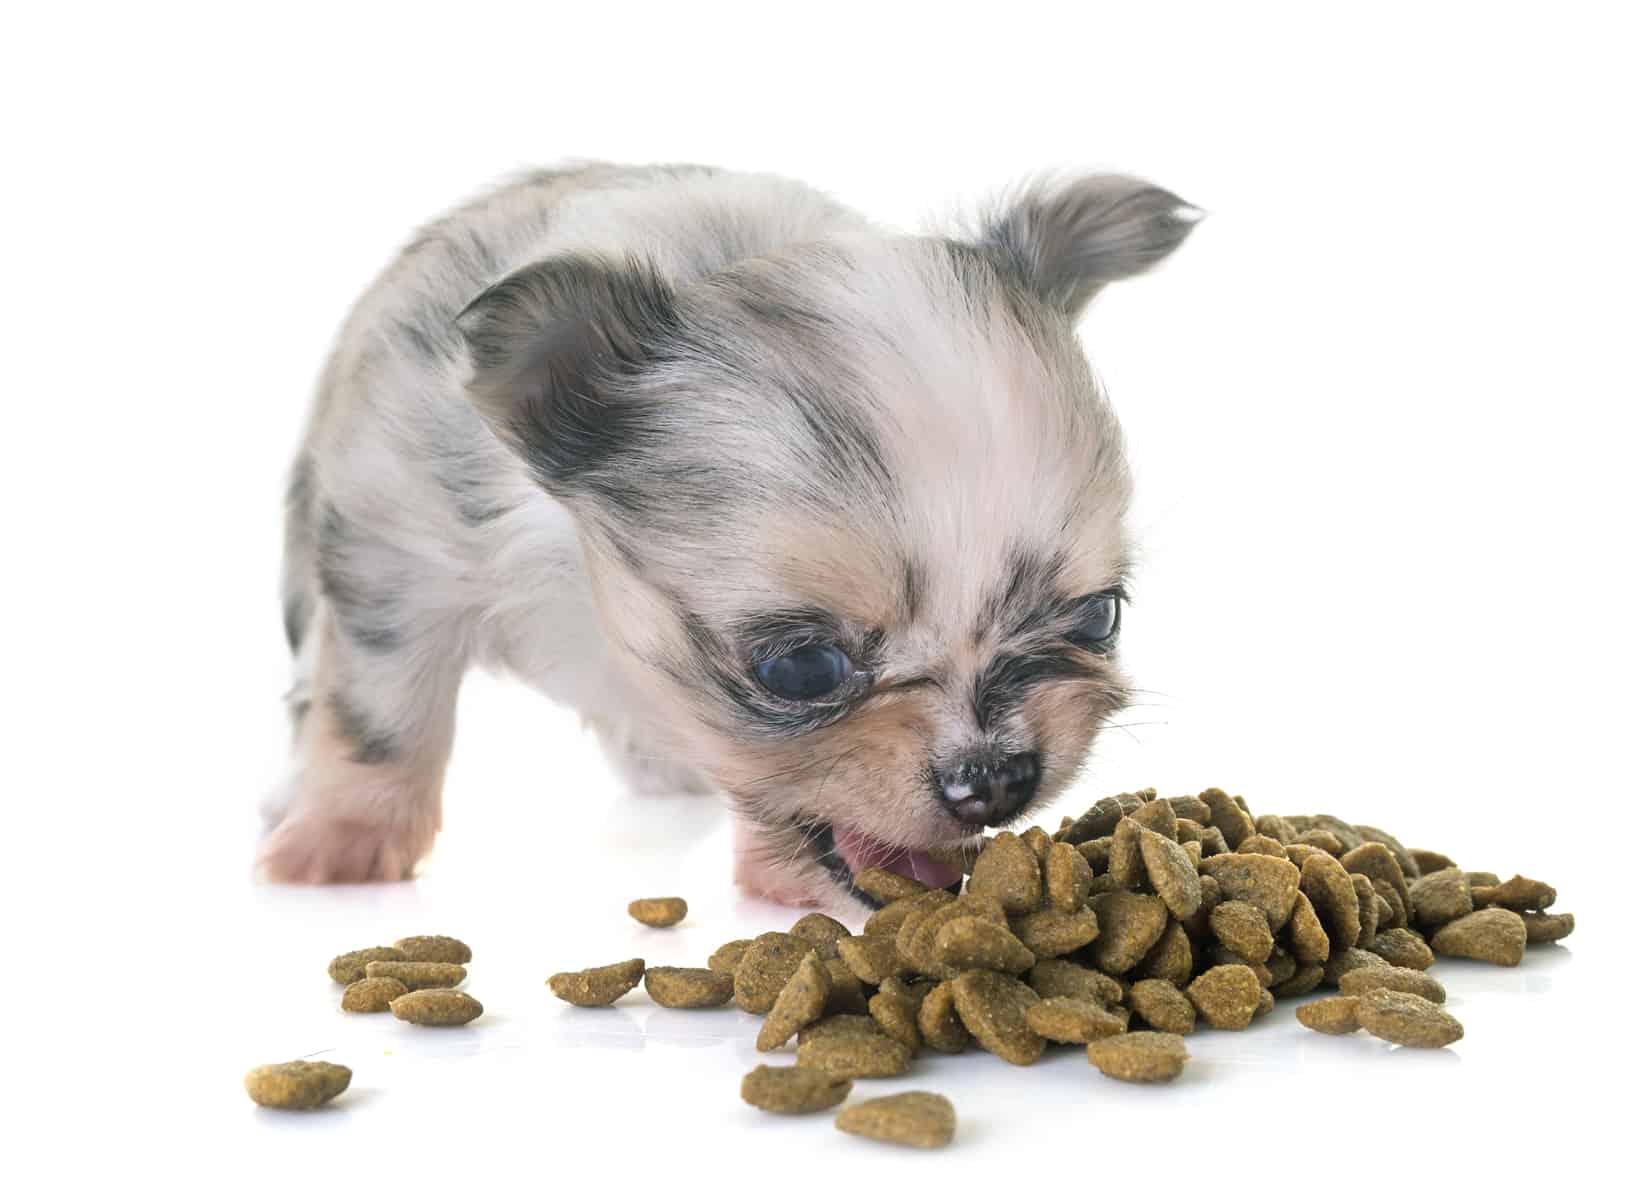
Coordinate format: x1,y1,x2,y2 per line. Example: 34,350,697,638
1128,979,1196,1034
1026,996,1127,1043
1021,825,1054,862
1372,880,1405,930
1292,829,1344,856
1057,791,1140,844
1342,843,1411,924
1201,787,1256,850
935,916,1036,974
1254,813,1299,843
1186,964,1263,1031
837,935,903,985
1131,797,1180,838
1431,908,1527,967
708,939,753,976
1108,817,1145,887
796,1031,912,1078
392,935,471,964
1211,900,1274,963
1045,841,1094,912
1465,871,1502,888
340,976,407,1013
790,913,851,958
1350,873,1380,949
824,958,871,1015
365,961,466,991
1211,945,1272,986
1273,964,1326,997
757,951,832,1050
1287,892,1332,964
1411,849,1457,874
1370,927,1435,970
1135,920,1194,987
1299,853,1362,949
1409,868,1474,927
1168,795,1214,824
1355,988,1463,1048
741,1064,852,1114
327,946,404,985
951,970,1047,1065
799,1013,881,1044
854,866,930,905
733,933,813,1013
548,957,645,1007
244,1061,351,1109
1011,906,1100,959
863,890,950,938
1028,959,1123,1005
1202,853,1302,932
1199,825,1231,857
1075,838,1111,871
1086,1032,1189,1082
1235,834,1289,859
917,980,972,1053
644,966,734,1009
1522,912,1575,943
1339,964,1446,1003
868,991,923,1053
1092,892,1169,974
1296,995,1362,1034
1183,874,1222,941
836,1091,956,1149
1322,947,1385,985
966,831,1043,914
1138,828,1202,920
1265,947,1298,987
628,896,688,927
1472,874,1557,912
390,989,483,1026
1291,815,1366,852
1354,825,1422,878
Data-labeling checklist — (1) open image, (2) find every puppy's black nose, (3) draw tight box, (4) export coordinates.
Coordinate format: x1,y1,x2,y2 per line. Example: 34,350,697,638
935,752,1040,827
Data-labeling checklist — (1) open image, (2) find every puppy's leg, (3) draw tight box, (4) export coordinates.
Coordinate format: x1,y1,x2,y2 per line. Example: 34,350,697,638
260,607,463,883
587,715,716,796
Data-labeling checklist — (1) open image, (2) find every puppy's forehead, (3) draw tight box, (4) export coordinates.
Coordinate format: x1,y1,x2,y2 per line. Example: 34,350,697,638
713,237,1132,631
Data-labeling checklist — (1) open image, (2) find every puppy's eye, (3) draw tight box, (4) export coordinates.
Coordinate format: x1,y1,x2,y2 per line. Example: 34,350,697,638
1069,593,1122,646
754,643,853,701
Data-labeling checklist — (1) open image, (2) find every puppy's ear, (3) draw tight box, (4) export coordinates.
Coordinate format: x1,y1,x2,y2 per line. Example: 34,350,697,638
456,255,676,491
973,174,1201,318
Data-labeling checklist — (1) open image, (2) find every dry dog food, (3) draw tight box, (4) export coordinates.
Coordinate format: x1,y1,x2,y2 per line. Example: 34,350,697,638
392,935,471,964
1128,979,1196,1034
757,952,831,1050
836,1091,956,1149
244,1061,351,1109
741,1064,852,1114
868,991,922,1052
734,933,814,1013
1086,1032,1189,1082
644,966,735,1009
341,976,407,1013
391,989,483,1026
1338,964,1446,1003
1354,988,1463,1048
1186,964,1263,1031
327,946,403,985
365,961,467,990
1025,997,1126,1043
708,939,753,975
628,897,688,927
791,913,851,958
1295,995,1363,1035
795,1031,912,1078
548,958,645,1006
951,969,1046,1066
917,981,972,1053
1430,908,1527,967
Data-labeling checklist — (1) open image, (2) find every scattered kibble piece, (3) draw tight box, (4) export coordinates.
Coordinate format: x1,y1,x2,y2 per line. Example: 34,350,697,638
796,1031,912,1079
327,946,403,985
1296,994,1362,1035
365,961,466,990
548,958,645,1007
1025,997,1126,1043
644,966,734,1009
390,989,483,1026
341,977,407,1013
1471,874,1557,912
392,935,470,964
836,1091,956,1149
1521,912,1575,943
733,933,813,1013
1369,927,1435,970
707,939,753,976
790,913,851,958
1339,964,1446,1004
952,970,1046,1066
1087,1032,1189,1082
757,951,831,1051
1354,988,1463,1048
1186,964,1263,1031
1430,908,1527,967
628,897,688,927
741,1065,851,1114
244,1061,351,1109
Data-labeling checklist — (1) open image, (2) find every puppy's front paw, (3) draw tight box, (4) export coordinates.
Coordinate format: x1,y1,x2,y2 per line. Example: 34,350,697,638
257,812,435,884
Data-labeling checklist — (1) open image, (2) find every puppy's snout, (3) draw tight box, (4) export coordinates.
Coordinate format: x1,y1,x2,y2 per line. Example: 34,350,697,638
935,752,1041,827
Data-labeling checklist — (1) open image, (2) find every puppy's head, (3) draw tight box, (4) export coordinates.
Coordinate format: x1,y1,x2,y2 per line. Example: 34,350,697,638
460,174,1198,902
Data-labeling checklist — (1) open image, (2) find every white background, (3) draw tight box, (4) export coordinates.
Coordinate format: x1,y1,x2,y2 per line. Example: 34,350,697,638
5,2,1642,1193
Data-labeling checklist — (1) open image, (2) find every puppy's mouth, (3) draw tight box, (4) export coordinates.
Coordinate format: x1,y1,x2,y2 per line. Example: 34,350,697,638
800,821,965,904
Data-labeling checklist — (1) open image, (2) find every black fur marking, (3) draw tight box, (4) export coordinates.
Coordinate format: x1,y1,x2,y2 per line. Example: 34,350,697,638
900,558,924,623
328,691,398,764
976,545,1067,643
282,457,316,652
970,648,1095,731
315,502,404,655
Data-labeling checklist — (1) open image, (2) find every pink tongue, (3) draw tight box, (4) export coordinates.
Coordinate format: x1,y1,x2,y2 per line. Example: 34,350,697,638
833,826,963,890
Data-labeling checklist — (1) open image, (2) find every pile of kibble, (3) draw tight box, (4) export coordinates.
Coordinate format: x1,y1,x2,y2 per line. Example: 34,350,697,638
247,788,1574,1148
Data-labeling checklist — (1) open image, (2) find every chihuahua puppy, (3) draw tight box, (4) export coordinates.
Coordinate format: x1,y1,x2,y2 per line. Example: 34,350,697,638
263,160,1197,905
